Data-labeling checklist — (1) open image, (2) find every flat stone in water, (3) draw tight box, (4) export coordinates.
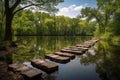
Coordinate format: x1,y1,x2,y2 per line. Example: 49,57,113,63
31,59,58,73
45,54,70,63
8,63,42,80
76,44,91,48
66,46,88,52
61,49,83,55
54,52,75,59
21,69,42,80
16,66,31,72
8,63,27,72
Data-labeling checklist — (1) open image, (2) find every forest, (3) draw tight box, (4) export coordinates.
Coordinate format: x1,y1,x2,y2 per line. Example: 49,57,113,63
0,0,120,46
0,0,120,80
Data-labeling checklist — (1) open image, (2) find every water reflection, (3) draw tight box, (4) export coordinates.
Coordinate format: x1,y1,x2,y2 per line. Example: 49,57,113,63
13,36,91,62
2,36,119,80
80,40,120,80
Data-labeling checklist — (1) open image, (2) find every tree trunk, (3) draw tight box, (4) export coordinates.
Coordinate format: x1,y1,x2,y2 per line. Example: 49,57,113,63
4,11,13,41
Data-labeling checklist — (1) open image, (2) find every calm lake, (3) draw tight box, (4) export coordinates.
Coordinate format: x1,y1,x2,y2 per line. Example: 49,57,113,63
9,36,120,80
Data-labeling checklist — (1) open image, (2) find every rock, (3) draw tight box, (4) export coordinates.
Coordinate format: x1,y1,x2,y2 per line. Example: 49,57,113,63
76,44,91,48
31,59,58,73
45,54,70,63
8,63,27,72
54,52,75,59
21,69,42,80
61,49,83,55
8,63,42,80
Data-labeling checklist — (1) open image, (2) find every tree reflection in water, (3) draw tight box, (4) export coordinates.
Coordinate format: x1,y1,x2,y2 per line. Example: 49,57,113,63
2,36,120,80
13,36,91,62
11,36,91,80
80,40,120,80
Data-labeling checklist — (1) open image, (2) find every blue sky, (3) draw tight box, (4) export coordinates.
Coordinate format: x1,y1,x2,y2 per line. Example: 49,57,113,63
56,0,97,18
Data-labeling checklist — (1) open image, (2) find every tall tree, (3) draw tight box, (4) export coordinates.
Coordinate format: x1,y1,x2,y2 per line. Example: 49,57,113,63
3,0,64,41
81,0,117,34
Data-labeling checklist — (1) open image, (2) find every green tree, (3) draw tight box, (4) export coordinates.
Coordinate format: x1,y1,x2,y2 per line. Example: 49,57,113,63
3,0,64,42
81,0,117,35
12,9,96,36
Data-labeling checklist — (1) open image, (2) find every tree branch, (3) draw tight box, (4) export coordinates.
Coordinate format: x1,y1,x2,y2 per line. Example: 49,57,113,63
13,2,47,15
91,12,104,27
13,4,34,15
11,0,21,12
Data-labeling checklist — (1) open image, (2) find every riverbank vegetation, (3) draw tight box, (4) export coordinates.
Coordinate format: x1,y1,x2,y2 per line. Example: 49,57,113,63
0,0,120,48
80,0,120,42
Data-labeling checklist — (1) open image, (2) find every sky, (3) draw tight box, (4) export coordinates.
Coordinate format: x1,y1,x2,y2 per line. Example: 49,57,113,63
56,0,97,18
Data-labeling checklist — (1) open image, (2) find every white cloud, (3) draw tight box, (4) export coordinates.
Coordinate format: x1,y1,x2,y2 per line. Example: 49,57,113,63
56,4,85,18
60,7,69,13
69,4,76,10
74,6,84,11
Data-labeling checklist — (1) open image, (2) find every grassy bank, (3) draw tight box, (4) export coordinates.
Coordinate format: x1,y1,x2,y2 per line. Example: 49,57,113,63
101,32,120,45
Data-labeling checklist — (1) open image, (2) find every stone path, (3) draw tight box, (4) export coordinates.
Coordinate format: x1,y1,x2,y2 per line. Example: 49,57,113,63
7,38,99,80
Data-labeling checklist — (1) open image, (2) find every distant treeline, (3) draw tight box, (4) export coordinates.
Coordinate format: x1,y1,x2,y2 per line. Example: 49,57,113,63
12,10,96,36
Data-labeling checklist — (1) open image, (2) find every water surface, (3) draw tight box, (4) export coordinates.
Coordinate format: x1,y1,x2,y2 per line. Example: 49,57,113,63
8,36,120,80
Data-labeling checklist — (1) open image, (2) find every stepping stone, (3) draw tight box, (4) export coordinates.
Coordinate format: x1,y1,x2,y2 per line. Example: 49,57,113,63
89,39,99,43
45,54,70,63
8,63,42,80
16,65,31,72
8,63,30,72
62,48,81,51
54,52,75,59
77,47,88,51
92,39,99,42
31,59,58,73
84,43,93,47
84,41,95,46
21,69,42,80
70,48,87,52
76,44,91,48
61,49,83,55
69,46,88,52
70,47,88,53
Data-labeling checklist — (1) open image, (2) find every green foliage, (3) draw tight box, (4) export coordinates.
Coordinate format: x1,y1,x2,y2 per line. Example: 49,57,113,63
79,20,96,36
101,0,120,41
101,32,112,40
7,0,64,15
80,0,120,41
81,0,118,36
3,0,64,41
80,40,120,80
12,10,96,36
107,9,120,35
81,7,104,33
